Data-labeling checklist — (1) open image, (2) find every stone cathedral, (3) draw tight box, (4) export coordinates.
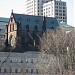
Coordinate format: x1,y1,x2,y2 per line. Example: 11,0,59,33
6,12,59,52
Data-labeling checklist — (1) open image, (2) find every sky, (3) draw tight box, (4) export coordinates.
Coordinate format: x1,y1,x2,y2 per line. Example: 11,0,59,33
0,0,74,26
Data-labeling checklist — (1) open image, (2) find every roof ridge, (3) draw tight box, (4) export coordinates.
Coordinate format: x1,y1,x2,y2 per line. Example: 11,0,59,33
13,13,55,18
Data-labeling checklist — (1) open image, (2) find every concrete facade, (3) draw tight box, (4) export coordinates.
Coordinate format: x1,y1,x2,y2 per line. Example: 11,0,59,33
43,0,67,23
25,0,67,23
0,52,47,75
0,52,75,75
25,0,52,16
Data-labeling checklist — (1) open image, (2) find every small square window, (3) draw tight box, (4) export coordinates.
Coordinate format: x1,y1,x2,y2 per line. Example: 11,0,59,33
10,59,12,63
31,59,33,63
36,69,38,73
4,68,7,73
15,69,18,73
26,69,28,73
10,68,12,73
31,69,33,73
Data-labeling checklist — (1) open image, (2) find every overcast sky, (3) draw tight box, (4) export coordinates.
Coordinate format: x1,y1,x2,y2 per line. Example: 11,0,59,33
0,0,74,26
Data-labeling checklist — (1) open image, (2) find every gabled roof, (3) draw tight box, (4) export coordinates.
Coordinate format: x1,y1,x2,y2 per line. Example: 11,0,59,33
12,13,59,31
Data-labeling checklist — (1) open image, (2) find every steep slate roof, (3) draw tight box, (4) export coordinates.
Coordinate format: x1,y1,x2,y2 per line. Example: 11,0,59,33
13,13,59,31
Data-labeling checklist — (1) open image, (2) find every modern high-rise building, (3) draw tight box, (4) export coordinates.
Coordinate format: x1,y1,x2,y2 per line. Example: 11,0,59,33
25,0,67,23
43,0,67,23
25,0,51,16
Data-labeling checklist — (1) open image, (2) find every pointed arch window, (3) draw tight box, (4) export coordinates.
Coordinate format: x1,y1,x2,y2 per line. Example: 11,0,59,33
51,27,54,30
34,25,38,32
13,24,14,30
26,25,29,32
10,24,14,31
32,25,38,39
10,24,11,31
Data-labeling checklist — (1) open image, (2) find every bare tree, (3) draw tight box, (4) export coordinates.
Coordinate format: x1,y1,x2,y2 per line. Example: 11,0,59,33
39,27,75,75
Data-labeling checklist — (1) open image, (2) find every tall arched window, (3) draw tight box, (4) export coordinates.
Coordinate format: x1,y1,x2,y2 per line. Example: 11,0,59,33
51,27,54,30
10,24,14,31
10,24,11,31
26,25,29,32
13,24,14,30
34,25,38,32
